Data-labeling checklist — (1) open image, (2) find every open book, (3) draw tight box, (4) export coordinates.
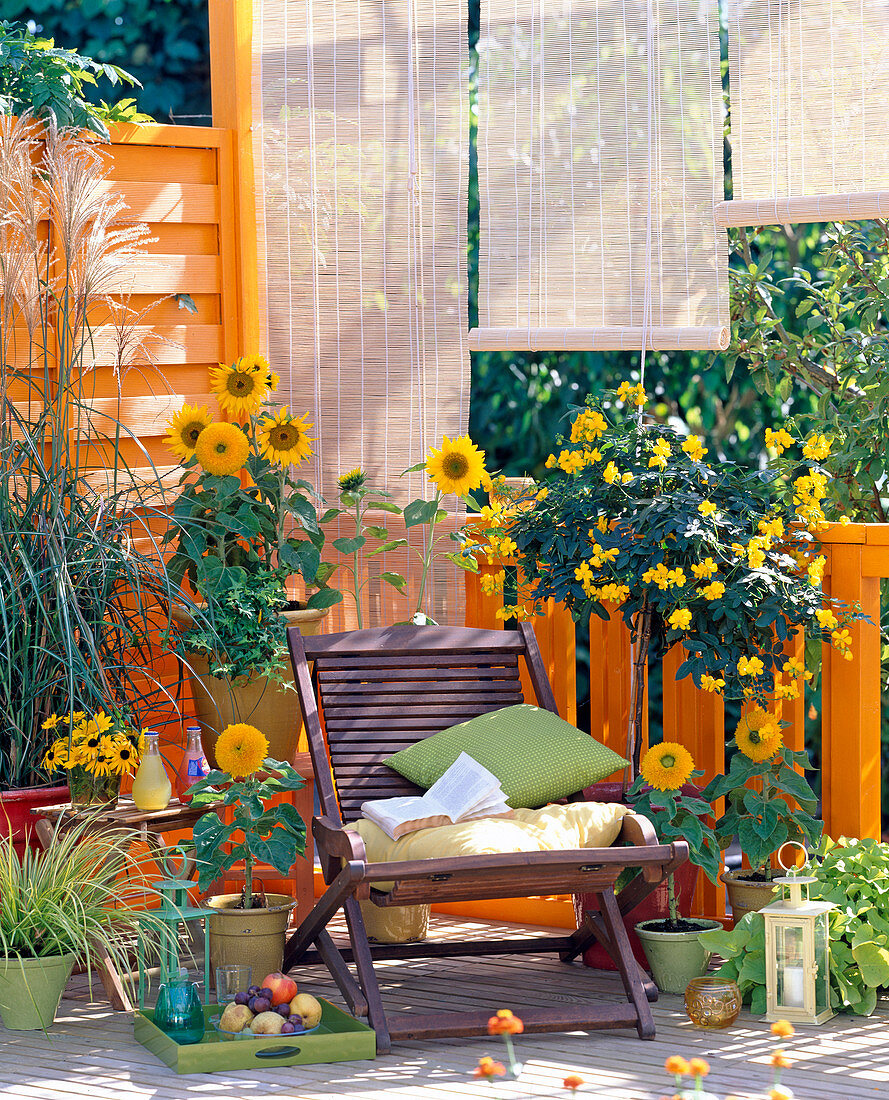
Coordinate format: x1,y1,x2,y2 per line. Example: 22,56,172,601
361,752,512,840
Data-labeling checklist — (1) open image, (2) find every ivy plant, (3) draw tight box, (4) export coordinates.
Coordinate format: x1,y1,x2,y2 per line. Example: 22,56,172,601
0,20,150,137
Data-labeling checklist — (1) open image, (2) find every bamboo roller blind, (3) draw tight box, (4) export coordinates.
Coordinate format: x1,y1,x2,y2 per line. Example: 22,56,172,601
721,0,889,227
473,0,728,352
251,0,469,627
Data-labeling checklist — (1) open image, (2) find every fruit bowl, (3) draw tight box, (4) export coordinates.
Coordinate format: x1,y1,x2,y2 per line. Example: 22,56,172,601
211,1014,321,1041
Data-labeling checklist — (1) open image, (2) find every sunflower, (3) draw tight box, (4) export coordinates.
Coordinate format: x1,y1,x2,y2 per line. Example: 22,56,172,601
338,467,367,492
215,723,269,778
42,739,70,772
209,359,269,417
735,707,783,762
426,435,486,496
194,422,249,477
258,408,314,467
165,403,212,461
105,737,139,776
640,741,695,791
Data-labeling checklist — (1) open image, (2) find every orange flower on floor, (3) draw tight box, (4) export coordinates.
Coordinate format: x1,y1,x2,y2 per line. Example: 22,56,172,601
474,1057,506,1078
664,1056,690,1076
771,1051,793,1069
688,1058,710,1078
771,1019,795,1038
487,1008,524,1035
563,1073,584,1092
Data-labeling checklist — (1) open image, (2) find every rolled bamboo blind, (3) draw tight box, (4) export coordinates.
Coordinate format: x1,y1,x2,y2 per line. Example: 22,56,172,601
251,0,469,627
473,0,728,352
724,0,889,226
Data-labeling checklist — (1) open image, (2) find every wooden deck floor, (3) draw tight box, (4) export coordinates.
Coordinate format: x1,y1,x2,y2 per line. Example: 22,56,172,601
1,914,887,1100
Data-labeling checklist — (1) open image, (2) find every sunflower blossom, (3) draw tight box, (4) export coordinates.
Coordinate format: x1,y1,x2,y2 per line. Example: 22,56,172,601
210,358,270,417
735,707,783,762
426,435,486,496
259,408,314,466
165,403,212,461
215,723,269,778
641,742,694,792
194,422,249,477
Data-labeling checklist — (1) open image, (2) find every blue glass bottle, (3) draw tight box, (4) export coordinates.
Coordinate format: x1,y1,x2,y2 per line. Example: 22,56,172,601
154,968,205,1045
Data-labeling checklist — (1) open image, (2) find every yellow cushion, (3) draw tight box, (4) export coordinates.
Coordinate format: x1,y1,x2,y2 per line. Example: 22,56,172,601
353,801,629,889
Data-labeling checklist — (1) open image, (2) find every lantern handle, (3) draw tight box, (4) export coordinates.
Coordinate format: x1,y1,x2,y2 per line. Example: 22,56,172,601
777,841,808,874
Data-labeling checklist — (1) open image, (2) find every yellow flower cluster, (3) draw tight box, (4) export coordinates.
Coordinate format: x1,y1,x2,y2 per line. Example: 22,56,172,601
691,558,718,580
701,581,725,600
41,710,141,777
586,583,630,604
682,435,708,463
758,515,785,539
668,608,692,631
774,678,800,701
815,608,838,631
588,542,619,568
746,535,770,569
831,628,853,660
556,449,585,474
595,515,609,534
642,563,686,590
616,380,646,407
698,500,717,517
570,408,608,442
648,438,671,469
765,426,794,455
738,655,765,677
480,570,506,596
483,534,518,563
802,433,832,461
700,674,725,694
495,603,533,621
603,461,620,484
807,555,826,586
793,471,828,528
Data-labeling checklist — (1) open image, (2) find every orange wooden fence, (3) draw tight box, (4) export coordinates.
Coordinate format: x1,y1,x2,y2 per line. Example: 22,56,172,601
462,522,884,925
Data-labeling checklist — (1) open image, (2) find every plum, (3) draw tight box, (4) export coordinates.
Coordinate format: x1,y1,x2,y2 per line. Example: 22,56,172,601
259,987,273,1001
247,985,261,997
234,991,250,1006
252,996,271,1014
280,1021,296,1034
275,1004,291,1018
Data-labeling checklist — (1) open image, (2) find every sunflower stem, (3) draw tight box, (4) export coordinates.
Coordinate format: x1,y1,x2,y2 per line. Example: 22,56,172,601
667,872,678,923
414,491,441,619
354,495,363,628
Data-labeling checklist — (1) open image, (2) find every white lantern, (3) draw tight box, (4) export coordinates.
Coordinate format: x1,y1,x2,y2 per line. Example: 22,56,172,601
762,844,835,1026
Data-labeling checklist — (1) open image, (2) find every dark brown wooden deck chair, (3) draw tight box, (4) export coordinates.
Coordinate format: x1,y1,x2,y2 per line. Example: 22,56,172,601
284,623,688,1053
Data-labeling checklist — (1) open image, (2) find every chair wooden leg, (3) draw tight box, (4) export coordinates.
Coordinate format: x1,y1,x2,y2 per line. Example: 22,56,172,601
599,889,656,1039
284,862,363,970
343,897,391,1055
570,912,658,1002
315,930,368,1018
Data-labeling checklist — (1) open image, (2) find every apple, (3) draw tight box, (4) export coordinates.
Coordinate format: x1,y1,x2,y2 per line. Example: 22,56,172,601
261,971,298,1007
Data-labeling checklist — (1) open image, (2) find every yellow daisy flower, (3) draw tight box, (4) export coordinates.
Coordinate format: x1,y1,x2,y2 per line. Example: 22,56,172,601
209,358,269,417
105,738,140,776
165,403,212,461
735,707,783,762
215,723,269,778
426,435,486,496
258,408,314,467
194,422,249,477
42,739,70,772
41,713,63,731
640,742,694,792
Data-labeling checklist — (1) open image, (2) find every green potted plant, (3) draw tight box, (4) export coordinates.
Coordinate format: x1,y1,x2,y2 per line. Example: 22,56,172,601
464,386,861,775
627,743,723,994
163,372,342,765
0,816,163,1030
703,708,822,919
0,114,199,843
186,723,307,979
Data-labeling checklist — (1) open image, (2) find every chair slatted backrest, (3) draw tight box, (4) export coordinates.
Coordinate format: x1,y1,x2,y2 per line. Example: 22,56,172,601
288,624,558,824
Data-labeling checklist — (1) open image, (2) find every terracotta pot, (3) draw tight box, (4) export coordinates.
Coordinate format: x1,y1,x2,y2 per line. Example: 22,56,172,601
0,784,70,858
205,893,296,980
575,780,702,971
171,604,328,767
721,868,778,922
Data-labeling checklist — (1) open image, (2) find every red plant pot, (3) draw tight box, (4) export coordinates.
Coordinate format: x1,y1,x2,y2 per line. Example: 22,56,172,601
0,784,70,857
574,780,701,971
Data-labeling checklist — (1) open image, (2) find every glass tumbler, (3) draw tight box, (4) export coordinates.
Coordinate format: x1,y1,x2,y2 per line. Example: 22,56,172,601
215,964,252,1004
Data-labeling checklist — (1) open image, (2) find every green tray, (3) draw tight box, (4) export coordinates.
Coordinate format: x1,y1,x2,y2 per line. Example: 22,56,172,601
134,1000,376,1073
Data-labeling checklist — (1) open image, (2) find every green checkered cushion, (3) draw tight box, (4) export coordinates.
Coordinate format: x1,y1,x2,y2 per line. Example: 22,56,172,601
385,704,627,809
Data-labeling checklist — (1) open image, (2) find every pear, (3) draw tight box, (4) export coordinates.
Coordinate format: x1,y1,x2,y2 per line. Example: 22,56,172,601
219,1002,254,1033
289,992,323,1029
252,1010,286,1035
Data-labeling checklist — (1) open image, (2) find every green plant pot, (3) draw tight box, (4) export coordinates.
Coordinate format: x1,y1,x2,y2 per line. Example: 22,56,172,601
0,953,76,1030
635,919,722,995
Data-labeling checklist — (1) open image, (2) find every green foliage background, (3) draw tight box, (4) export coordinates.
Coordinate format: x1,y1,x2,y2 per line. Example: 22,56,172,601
10,1,210,124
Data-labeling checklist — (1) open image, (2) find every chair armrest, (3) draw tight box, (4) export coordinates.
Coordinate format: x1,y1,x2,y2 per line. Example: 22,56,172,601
313,815,367,883
619,812,689,882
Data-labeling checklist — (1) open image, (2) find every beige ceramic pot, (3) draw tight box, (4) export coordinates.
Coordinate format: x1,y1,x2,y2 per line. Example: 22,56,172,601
205,893,296,980
721,868,778,922
172,604,328,767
